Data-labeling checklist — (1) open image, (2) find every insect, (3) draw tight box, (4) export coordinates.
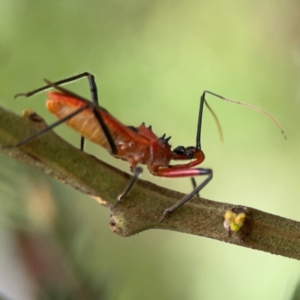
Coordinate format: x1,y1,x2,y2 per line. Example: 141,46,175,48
13,73,286,222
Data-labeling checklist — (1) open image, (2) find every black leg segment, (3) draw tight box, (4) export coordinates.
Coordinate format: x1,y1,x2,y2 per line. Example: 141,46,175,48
13,75,118,155
116,166,143,203
160,168,213,222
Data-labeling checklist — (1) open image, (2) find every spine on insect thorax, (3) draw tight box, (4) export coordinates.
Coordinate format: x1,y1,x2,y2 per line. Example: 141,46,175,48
121,123,173,168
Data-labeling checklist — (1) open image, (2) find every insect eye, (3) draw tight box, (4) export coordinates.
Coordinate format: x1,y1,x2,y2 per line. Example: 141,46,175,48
185,147,195,159
173,146,185,155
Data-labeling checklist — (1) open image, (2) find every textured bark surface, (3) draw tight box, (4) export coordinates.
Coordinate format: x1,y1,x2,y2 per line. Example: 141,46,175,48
1,106,300,260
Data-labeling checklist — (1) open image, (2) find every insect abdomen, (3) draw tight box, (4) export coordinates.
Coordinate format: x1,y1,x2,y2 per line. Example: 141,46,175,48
47,92,112,149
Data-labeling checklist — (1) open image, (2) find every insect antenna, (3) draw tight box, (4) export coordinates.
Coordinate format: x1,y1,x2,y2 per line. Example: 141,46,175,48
204,100,224,143
195,90,286,150
207,91,286,138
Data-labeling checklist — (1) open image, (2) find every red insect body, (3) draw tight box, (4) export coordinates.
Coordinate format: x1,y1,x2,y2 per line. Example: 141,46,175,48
14,74,284,221
47,92,205,177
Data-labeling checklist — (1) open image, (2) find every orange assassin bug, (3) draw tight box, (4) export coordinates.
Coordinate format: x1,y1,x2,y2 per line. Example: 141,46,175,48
12,73,286,222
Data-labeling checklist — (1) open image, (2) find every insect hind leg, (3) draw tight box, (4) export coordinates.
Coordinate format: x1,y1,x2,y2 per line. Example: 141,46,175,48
76,73,99,151
15,72,98,102
43,79,118,155
14,74,118,155
15,72,98,151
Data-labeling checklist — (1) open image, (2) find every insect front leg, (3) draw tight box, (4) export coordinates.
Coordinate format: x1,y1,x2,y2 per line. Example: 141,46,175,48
116,166,143,204
155,167,213,222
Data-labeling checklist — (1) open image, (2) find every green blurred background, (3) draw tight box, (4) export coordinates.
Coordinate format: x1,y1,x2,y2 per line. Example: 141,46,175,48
0,1,300,299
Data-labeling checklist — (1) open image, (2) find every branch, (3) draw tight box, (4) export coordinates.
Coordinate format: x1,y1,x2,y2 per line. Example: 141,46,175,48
1,105,300,260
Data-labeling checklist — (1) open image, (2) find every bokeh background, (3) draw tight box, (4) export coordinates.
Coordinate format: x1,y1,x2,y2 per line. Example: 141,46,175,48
0,1,300,299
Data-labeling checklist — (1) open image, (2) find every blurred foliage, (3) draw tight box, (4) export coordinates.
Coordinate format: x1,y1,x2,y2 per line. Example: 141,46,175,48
0,0,300,299
291,281,300,300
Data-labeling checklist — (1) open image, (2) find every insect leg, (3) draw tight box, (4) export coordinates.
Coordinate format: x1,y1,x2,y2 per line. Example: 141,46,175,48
14,72,102,151
13,76,118,154
116,166,143,203
190,177,200,198
156,167,213,222
77,73,98,150
15,72,98,100
44,78,119,154
7,104,89,148
44,80,117,155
